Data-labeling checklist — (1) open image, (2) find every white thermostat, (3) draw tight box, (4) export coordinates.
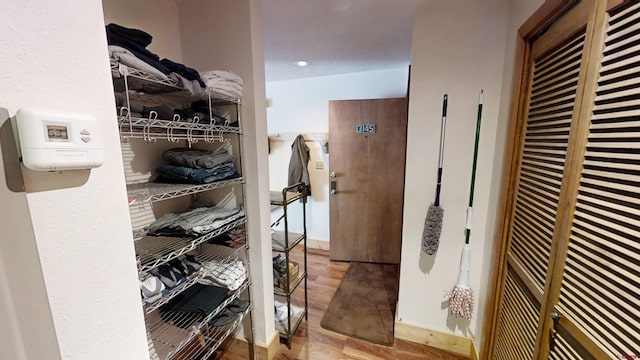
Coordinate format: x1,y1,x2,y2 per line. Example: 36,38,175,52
15,108,104,171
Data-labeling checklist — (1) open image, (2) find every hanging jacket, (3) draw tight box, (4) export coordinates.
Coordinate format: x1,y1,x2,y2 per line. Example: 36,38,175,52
287,134,311,196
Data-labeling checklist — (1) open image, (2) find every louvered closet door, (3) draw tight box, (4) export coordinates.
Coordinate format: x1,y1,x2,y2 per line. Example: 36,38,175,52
546,2,640,359
493,1,595,359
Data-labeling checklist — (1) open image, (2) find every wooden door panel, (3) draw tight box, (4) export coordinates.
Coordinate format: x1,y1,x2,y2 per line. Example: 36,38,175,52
551,3,640,357
493,1,640,359
329,98,407,264
494,267,540,360
495,27,587,360
493,1,598,358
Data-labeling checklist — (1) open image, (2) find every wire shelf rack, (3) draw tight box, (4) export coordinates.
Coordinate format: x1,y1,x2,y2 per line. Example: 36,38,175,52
117,115,241,144
147,281,251,360
273,271,306,297
271,231,304,252
274,305,306,340
127,178,244,205
269,190,305,208
143,242,248,313
135,215,246,274
111,61,239,106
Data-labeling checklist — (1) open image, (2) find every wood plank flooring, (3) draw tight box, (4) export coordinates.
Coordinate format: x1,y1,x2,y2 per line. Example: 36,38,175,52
220,248,469,360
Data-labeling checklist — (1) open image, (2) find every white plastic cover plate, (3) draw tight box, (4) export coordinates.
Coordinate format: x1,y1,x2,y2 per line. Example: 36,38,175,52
15,107,104,171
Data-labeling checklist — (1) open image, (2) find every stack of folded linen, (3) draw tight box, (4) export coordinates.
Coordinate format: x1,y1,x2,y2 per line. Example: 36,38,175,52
147,205,244,237
106,23,206,95
200,70,244,100
274,300,301,332
156,147,238,184
199,260,247,291
106,23,171,78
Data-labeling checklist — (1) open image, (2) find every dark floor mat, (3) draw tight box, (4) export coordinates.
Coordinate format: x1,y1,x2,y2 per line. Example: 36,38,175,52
320,262,399,346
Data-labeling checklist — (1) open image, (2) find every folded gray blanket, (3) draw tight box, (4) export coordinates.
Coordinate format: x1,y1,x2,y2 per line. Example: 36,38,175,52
162,147,232,169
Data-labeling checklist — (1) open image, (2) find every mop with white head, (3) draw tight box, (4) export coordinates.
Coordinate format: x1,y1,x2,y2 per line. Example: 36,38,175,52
445,90,483,320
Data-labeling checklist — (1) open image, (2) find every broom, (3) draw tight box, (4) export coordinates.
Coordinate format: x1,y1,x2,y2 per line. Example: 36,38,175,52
422,94,448,255
445,90,483,320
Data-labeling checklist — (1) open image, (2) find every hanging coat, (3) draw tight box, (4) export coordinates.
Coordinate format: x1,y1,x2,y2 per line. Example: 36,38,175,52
287,134,311,195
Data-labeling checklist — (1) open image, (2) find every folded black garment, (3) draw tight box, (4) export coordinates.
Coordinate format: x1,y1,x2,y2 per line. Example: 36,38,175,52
190,99,210,113
173,108,193,123
191,100,227,124
155,163,236,184
106,23,171,75
161,58,206,87
173,108,211,123
143,106,173,120
208,233,232,246
114,94,145,113
159,284,229,329
106,23,152,48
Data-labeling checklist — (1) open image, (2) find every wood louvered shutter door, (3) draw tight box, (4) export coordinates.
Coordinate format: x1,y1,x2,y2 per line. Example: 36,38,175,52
494,30,586,359
492,1,596,359
545,2,640,359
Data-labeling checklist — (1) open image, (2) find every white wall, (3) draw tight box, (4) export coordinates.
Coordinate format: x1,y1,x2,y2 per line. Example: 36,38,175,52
102,0,184,62
397,0,511,343
0,1,149,359
266,68,409,242
177,0,275,346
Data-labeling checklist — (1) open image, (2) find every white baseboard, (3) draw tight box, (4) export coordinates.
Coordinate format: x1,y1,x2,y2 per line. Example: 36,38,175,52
307,238,330,251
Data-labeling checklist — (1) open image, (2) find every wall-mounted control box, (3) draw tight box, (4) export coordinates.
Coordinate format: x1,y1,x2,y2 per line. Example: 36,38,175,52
15,108,104,171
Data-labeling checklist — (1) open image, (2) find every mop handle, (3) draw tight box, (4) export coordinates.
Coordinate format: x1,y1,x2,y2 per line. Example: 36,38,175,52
435,94,448,206
465,90,484,244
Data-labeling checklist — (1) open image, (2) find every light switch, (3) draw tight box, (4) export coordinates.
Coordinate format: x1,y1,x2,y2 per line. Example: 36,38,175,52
315,160,324,169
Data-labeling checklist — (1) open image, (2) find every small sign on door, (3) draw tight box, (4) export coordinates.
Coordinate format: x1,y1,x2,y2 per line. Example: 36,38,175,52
356,124,376,134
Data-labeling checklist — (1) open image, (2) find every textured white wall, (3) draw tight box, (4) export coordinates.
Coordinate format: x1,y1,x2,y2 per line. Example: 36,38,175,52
102,0,184,62
397,0,511,343
0,1,149,359
176,0,275,346
266,68,409,242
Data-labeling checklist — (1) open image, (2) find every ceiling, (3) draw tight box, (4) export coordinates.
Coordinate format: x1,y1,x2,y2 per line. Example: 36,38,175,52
262,0,428,82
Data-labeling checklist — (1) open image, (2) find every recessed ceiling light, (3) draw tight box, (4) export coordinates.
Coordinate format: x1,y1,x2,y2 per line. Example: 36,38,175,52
296,60,310,67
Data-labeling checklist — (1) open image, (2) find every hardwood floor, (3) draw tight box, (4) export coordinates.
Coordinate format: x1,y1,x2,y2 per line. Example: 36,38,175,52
221,248,469,360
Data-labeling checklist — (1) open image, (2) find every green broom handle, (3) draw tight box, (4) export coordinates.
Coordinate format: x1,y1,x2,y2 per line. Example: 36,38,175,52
465,90,484,244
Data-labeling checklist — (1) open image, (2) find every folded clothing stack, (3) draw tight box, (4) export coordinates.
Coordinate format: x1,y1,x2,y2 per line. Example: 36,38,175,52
156,147,239,185
274,300,301,332
159,284,229,329
273,254,287,286
199,260,247,291
106,23,170,77
106,23,206,95
208,228,246,248
200,70,244,100
141,255,202,303
147,205,244,237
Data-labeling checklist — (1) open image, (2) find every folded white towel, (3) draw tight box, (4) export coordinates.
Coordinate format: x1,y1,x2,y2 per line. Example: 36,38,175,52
109,45,169,79
201,70,244,85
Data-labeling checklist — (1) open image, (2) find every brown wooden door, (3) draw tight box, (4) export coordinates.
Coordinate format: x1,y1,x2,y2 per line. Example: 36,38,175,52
328,98,408,264
489,1,640,359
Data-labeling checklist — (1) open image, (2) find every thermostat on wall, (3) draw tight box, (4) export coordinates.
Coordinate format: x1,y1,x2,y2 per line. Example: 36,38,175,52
15,108,104,171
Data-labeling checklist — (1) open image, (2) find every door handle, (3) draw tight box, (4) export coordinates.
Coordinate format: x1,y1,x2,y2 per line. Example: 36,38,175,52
330,180,337,195
549,310,561,348
330,171,337,178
